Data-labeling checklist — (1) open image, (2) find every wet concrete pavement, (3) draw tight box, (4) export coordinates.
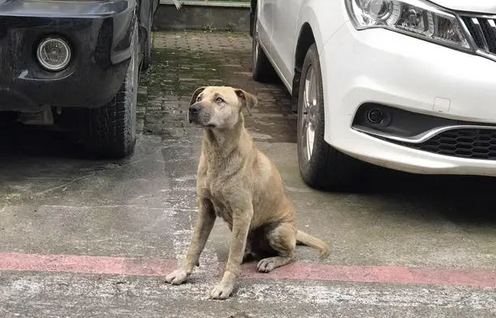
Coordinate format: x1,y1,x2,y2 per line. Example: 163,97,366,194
1,31,496,317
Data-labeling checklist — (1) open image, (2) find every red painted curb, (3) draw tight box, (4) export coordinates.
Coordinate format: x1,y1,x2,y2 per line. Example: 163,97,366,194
1,252,495,288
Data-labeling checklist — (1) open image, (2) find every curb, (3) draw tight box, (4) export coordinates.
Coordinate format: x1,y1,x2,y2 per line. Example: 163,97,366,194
154,1,251,32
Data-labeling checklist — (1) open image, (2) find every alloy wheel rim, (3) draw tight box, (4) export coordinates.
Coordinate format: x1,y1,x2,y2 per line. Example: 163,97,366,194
301,65,318,163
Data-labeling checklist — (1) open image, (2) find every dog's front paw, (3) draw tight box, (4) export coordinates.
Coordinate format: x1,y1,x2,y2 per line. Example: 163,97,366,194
164,269,189,285
209,281,234,300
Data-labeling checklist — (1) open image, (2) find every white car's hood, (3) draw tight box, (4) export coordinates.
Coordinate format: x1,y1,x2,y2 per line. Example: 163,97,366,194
430,0,496,14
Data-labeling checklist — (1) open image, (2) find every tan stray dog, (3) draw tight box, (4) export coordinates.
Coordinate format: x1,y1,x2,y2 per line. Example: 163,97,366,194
165,86,329,299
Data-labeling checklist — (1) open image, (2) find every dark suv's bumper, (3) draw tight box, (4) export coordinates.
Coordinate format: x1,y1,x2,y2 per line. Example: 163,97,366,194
0,0,137,111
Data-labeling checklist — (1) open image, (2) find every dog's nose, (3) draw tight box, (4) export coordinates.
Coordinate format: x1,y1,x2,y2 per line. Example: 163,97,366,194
188,104,201,123
189,105,200,115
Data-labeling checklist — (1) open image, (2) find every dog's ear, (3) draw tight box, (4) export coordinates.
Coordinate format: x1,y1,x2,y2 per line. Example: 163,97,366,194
190,86,206,105
234,89,257,115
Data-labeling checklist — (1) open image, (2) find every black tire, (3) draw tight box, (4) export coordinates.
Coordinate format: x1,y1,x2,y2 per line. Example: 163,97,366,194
141,13,153,71
252,10,277,82
83,20,139,159
296,44,362,190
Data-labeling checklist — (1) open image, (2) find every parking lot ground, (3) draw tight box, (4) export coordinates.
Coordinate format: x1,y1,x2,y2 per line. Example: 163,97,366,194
1,31,496,318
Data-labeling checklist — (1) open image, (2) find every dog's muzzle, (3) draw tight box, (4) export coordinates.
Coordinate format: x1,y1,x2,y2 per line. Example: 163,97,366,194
188,104,201,124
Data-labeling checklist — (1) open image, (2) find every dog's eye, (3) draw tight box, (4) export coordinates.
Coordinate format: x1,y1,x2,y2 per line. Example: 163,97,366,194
196,96,201,101
216,97,224,104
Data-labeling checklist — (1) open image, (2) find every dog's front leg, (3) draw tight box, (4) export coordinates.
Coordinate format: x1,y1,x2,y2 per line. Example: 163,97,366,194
210,205,253,299
165,198,216,285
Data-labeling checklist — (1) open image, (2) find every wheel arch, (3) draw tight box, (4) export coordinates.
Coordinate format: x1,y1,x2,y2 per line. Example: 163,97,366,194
290,22,318,113
136,0,157,45
250,0,257,36
290,0,341,111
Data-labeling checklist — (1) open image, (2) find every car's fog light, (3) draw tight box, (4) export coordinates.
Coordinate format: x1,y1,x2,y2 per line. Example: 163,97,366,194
36,36,72,71
367,108,384,124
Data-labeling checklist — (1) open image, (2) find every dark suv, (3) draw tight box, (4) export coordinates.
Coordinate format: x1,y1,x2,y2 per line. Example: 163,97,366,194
0,0,159,158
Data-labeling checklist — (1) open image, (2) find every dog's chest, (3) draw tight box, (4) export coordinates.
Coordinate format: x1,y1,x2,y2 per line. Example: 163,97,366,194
205,191,233,225
211,200,233,225
201,181,234,225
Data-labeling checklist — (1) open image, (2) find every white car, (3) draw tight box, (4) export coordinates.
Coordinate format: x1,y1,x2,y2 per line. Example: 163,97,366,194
250,0,496,190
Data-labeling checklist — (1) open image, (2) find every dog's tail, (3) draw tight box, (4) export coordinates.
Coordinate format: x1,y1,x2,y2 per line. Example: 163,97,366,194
296,230,330,260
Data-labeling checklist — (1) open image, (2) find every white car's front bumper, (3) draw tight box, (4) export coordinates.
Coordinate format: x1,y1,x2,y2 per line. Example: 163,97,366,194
321,21,496,176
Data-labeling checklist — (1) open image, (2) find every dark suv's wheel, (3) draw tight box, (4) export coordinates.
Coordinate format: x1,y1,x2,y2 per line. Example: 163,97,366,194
251,10,277,82
82,21,139,159
296,43,362,190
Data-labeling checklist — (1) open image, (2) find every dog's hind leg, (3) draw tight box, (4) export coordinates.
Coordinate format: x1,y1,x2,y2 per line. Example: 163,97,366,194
257,222,297,273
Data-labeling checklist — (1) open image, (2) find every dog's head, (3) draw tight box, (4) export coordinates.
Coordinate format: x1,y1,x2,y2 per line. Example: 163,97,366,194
188,86,257,129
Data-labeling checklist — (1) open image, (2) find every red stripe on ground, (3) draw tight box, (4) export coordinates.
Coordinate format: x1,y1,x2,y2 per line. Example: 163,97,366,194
0,253,177,277
241,262,496,288
1,252,495,288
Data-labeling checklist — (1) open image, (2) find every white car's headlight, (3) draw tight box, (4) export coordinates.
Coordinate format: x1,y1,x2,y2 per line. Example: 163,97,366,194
345,0,472,51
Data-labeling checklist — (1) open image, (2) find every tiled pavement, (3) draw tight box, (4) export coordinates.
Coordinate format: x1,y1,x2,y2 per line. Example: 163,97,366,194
138,30,295,142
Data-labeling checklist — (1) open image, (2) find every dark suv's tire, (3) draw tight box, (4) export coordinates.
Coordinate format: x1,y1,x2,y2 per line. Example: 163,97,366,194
296,43,363,190
83,21,139,159
251,11,277,82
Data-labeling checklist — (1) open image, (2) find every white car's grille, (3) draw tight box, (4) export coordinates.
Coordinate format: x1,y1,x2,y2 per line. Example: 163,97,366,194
396,128,496,160
461,16,496,57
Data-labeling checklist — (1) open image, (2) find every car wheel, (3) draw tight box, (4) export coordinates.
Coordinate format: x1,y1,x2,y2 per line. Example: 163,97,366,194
141,13,153,71
252,10,277,82
82,20,139,159
297,43,362,190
